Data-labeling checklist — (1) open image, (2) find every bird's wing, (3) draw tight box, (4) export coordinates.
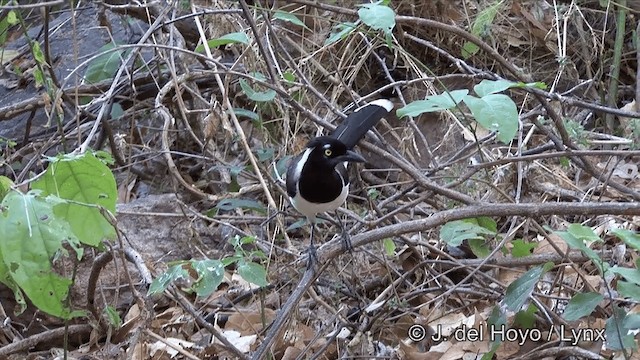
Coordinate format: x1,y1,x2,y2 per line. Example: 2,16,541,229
330,99,393,149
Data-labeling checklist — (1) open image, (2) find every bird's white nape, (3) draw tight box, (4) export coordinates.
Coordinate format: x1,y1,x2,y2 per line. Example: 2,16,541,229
291,147,313,186
356,99,394,112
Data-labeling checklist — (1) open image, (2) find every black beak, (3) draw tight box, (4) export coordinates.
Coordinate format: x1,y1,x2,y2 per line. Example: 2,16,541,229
339,150,366,163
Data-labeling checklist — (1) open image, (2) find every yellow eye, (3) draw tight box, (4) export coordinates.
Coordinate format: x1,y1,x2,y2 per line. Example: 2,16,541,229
324,149,332,157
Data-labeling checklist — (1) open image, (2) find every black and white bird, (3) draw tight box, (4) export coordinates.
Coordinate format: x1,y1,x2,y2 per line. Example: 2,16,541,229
286,99,393,263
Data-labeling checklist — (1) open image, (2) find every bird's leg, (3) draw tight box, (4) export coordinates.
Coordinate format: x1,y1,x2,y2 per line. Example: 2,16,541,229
316,213,353,251
307,221,318,268
334,211,353,252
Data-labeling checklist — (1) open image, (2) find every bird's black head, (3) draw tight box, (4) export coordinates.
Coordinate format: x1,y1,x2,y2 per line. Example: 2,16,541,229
305,136,365,166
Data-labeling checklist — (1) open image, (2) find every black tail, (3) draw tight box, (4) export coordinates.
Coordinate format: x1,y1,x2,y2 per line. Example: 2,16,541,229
330,99,393,149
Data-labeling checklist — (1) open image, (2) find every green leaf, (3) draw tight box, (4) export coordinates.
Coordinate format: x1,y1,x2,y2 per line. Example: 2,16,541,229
511,239,537,258
476,216,497,232
0,190,80,318
611,229,640,251
32,152,117,247
617,281,640,300
255,147,275,162
462,0,503,58
215,198,266,214
7,10,19,25
567,224,600,242
31,41,45,65
84,43,129,84
503,266,545,312
461,42,480,59
231,108,260,122
237,260,268,287
104,305,122,327
148,264,189,295
239,79,276,102
286,218,307,231
463,93,518,143
325,22,357,46
608,266,640,286
382,238,396,257
397,89,468,118
191,259,225,297
357,3,395,35
194,32,249,53
468,238,491,258
474,79,518,97
486,305,507,347
282,70,296,83
0,175,12,199
562,292,603,321
514,303,538,328
33,68,44,87
110,103,124,120
440,219,496,247
273,10,309,29
606,306,637,350
557,230,605,273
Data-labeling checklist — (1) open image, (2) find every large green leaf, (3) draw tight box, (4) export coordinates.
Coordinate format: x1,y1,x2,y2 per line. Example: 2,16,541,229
503,265,545,312
194,32,249,53
440,218,495,247
325,22,357,46
32,151,117,246
191,259,225,297
0,190,80,318
237,260,268,287
239,79,276,102
273,10,309,29
84,43,129,84
562,292,603,321
396,89,468,118
463,93,518,143
357,3,395,35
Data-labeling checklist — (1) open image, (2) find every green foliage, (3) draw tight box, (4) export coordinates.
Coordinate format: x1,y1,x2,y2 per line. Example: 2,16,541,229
239,72,276,102
513,303,538,328
84,43,131,84
0,151,116,319
194,31,249,53
462,0,505,58
104,305,122,328
563,118,588,146
503,265,548,312
357,2,396,37
397,79,546,143
553,225,640,352
556,224,604,272
562,292,603,321
510,239,537,258
440,217,496,258
382,238,396,257
397,90,469,117
0,10,19,46
606,306,640,350
273,10,309,30
0,175,12,199
325,2,395,46
255,146,275,162
148,235,268,297
325,22,357,46
32,151,117,246
214,198,266,214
